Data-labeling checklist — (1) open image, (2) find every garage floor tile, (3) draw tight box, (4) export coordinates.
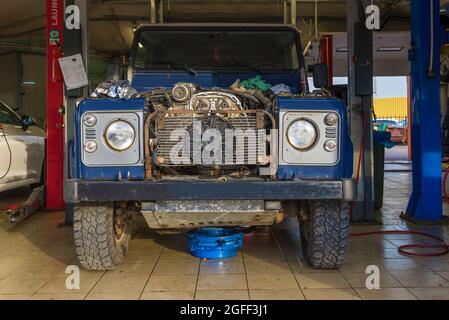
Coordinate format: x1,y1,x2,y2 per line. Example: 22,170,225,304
389,271,449,288
0,294,32,300
195,290,249,300
0,172,448,300
38,276,100,294
197,274,247,291
32,293,88,300
152,261,199,275
244,260,291,274
355,288,417,300
342,271,402,288
247,274,299,290
249,289,305,300
86,292,142,300
199,261,245,274
295,272,350,289
302,288,361,300
145,275,197,291
106,262,156,276
0,277,49,295
140,291,195,300
90,275,149,293
408,287,449,300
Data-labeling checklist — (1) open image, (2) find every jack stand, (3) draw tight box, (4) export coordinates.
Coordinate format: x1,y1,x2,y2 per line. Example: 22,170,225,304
6,186,44,224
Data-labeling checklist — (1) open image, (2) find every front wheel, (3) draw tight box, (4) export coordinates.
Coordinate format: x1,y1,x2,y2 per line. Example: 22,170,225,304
73,202,131,270
298,200,350,269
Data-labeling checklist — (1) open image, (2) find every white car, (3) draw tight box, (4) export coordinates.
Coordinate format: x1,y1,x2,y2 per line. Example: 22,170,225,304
0,99,45,193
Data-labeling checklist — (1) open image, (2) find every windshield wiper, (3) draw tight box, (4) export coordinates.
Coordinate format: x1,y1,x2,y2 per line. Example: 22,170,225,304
147,61,197,76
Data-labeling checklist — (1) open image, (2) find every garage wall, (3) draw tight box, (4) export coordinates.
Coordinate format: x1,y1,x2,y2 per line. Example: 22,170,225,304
331,32,411,77
333,58,411,77
20,53,46,125
0,52,46,127
0,53,19,107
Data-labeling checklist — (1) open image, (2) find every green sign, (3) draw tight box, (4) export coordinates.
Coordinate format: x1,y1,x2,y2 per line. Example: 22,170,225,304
49,29,60,45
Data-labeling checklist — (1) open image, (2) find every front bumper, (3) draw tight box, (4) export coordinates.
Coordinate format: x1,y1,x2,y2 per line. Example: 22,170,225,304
64,178,356,203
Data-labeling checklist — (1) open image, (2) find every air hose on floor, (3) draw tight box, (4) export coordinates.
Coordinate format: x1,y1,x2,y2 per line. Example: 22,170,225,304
350,230,449,257
349,110,449,257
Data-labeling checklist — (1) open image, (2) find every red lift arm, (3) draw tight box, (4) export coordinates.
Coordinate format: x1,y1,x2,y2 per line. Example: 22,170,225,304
46,0,64,209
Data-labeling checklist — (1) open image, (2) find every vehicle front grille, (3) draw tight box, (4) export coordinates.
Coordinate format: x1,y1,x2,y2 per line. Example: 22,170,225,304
155,114,266,166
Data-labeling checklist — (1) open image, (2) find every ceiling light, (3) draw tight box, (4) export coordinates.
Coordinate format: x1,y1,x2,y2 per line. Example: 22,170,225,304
376,47,404,52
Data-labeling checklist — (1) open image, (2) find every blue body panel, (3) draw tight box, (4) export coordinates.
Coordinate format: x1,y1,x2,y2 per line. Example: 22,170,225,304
73,75,352,183
74,98,146,180
132,71,300,93
277,97,353,180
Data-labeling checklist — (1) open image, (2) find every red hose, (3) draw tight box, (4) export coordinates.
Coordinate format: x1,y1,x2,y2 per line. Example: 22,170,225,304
349,111,448,257
350,230,449,257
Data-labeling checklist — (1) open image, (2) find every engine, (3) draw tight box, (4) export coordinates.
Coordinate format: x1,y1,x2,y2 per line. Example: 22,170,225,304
143,82,277,179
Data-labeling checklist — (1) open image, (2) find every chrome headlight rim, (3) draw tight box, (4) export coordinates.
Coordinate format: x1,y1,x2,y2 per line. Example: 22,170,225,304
324,139,337,152
83,114,97,127
286,118,319,151
84,140,98,153
324,113,339,126
104,119,136,152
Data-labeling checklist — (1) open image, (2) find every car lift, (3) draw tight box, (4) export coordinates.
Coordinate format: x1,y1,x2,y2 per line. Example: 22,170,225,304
405,0,443,223
3,0,65,224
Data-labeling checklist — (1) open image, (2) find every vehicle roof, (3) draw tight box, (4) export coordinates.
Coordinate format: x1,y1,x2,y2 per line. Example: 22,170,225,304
135,23,300,33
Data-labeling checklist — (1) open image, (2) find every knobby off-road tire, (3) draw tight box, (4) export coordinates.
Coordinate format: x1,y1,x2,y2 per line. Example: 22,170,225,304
74,202,131,270
298,200,350,269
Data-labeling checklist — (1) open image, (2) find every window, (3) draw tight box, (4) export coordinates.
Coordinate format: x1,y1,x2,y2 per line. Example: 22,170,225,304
133,30,301,72
0,101,21,125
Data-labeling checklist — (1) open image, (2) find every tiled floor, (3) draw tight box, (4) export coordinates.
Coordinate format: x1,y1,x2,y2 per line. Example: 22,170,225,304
0,172,449,300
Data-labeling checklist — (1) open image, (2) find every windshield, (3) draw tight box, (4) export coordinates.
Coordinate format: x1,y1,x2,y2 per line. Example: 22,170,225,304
132,30,301,72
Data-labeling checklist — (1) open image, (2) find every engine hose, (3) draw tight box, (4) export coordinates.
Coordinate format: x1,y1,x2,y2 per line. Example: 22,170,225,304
349,110,448,257
0,127,12,180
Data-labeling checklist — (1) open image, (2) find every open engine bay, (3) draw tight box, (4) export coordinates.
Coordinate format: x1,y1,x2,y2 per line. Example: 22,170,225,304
141,81,279,180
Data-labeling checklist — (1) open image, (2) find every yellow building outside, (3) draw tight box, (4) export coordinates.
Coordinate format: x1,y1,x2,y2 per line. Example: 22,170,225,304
373,97,408,118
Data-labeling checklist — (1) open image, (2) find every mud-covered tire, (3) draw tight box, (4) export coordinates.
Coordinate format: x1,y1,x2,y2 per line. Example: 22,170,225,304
73,202,131,270
298,200,350,269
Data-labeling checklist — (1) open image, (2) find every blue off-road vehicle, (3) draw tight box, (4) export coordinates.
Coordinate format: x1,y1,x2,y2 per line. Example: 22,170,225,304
65,24,355,270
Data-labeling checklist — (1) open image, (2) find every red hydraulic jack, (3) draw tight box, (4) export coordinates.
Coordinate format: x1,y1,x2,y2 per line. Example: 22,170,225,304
6,187,45,224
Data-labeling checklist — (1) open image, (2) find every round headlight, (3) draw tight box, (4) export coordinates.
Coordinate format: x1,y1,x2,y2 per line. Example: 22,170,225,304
84,114,97,127
104,120,135,151
287,119,318,151
324,113,338,126
85,141,97,153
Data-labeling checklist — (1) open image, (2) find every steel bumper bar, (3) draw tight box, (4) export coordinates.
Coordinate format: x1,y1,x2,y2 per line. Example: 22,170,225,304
64,179,356,203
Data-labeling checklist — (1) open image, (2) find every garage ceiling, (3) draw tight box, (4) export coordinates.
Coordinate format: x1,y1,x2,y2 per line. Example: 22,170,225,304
0,0,412,54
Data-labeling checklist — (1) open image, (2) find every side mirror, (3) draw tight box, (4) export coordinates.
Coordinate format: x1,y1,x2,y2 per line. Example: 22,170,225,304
21,115,34,130
312,63,330,88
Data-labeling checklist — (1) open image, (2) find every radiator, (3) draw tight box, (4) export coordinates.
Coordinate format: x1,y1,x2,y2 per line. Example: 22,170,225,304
155,114,268,166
